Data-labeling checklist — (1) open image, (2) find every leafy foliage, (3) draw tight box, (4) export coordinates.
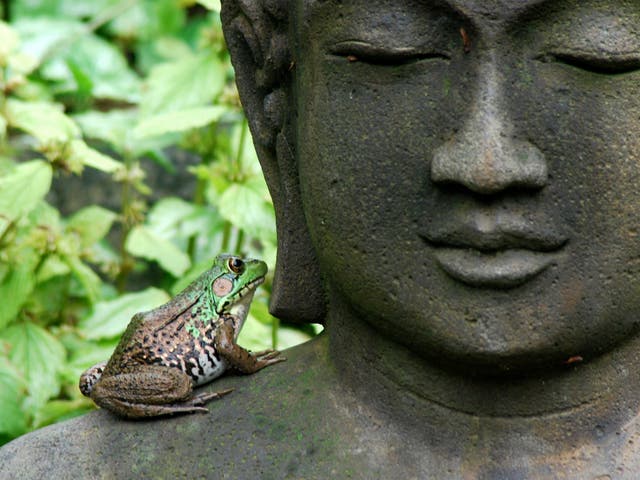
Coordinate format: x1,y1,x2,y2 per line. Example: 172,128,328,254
0,0,316,446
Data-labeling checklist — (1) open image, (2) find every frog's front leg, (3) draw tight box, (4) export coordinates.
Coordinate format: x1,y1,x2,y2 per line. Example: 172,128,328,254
214,318,287,374
90,365,232,419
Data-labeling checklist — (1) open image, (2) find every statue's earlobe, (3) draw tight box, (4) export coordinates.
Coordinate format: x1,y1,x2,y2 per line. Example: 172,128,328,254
221,1,327,324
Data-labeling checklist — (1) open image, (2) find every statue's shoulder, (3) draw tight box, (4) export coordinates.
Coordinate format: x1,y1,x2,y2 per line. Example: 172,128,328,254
0,335,362,479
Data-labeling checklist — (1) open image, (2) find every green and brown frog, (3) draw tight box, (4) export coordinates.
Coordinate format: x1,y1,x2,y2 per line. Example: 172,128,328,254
79,254,285,418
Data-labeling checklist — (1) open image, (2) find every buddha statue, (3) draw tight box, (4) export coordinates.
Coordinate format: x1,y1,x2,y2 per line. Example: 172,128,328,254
2,1,640,478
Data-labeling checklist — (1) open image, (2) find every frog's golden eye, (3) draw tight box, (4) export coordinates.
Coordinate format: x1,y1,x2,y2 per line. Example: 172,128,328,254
227,257,245,274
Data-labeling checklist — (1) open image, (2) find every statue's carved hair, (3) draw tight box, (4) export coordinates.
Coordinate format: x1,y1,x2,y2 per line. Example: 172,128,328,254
221,0,291,148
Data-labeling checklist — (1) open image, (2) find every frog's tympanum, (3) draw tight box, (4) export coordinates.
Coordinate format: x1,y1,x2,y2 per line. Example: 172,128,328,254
3,1,640,479
79,254,284,418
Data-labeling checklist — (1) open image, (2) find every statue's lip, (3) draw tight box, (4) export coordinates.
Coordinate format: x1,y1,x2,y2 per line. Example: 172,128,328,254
428,247,563,288
420,224,568,252
420,226,568,288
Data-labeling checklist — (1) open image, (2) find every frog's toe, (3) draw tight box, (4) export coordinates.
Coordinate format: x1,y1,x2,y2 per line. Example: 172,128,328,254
190,388,234,406
258,350,287,362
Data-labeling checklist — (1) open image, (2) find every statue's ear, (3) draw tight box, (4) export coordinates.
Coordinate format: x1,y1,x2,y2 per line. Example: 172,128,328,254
222,1,327,325
221,0,289,150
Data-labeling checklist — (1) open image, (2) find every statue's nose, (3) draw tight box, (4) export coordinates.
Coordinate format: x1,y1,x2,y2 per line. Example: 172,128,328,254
430,61,548,194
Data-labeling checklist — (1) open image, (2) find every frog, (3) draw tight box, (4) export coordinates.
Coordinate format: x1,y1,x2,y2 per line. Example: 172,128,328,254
79,254,285,419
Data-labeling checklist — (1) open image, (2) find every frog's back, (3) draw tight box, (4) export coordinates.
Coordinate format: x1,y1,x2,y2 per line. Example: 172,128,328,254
103,301,227,384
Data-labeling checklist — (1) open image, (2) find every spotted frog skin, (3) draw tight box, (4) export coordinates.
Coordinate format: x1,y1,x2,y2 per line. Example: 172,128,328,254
79,254,285,418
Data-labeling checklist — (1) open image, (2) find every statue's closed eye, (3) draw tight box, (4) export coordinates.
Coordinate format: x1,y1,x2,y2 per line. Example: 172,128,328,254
537,51,640,75
329,41,450,66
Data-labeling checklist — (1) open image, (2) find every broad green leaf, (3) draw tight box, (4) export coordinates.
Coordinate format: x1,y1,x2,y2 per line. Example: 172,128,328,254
36,255,71,283
0,323,65,412
0,356,27,438
107,0,185,42
43,34,141,103
146,197,197,236
73,110,179,158
66,205,117,248
197,0,221,11
134,106,226,139
7,51,38,76
0,21,19,65
5,99,79,144
13,18,84,61
125,225,191,276
64,256,102,303
78,287,170,340
11,0,115,20
0,160,52,221
0,265,36,330
216,183,277,243
140,52,225,117
73,109,137,153
67,140,123,173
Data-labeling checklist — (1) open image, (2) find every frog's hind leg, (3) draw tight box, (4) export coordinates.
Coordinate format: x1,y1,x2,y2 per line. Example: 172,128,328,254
90,365,232,419
79,361,107,397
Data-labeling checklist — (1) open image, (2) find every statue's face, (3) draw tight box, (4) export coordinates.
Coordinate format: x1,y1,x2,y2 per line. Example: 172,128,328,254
294,0,640,373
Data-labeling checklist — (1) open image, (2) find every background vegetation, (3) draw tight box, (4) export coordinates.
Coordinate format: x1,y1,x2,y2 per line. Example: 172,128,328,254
0,0,316,446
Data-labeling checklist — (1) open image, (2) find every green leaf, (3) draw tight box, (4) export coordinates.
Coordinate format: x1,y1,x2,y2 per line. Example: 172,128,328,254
140,52,226,116
64,256,102,303
5,99,80,144
0,323,65,412
66,205,117,248
125,225,191,276
0,265,36,330
11,0,114,20
0,356,27,438
43,33,141,103
216,183,277,243
0,160,52,221
0,21,19,65
78,288,170,340
36,255,71,283
197,0,221,11
67,139,124,173
146,197,197,236
134,106,227,139
73,110,179,158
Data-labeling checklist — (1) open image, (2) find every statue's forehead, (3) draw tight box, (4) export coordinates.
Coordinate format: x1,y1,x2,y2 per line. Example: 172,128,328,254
302,0,636,24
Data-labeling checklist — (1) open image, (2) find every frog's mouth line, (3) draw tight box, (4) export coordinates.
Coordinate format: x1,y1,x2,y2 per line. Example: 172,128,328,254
217,276,265,315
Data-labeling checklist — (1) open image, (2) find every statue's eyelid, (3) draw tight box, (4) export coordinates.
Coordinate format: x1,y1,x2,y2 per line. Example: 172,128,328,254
328,41,450,65
536,50,640,75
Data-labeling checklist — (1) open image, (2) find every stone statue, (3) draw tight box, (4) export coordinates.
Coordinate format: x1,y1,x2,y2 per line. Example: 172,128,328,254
2,1,640,478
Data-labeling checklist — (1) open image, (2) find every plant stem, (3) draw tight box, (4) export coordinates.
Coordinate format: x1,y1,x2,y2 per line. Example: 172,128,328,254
1,0,9,21
116,156,135,292
233,229,244,255
220,221,232,252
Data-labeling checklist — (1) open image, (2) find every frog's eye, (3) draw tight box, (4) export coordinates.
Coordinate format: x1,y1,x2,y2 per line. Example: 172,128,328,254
227,257,245,274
